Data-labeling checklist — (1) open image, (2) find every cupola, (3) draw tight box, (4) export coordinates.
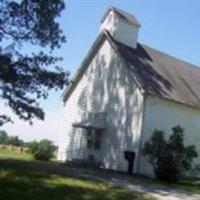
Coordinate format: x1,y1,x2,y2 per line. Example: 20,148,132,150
100,7,141,49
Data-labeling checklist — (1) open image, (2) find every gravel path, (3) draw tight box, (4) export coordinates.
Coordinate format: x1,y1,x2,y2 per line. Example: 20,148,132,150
76,169,200,200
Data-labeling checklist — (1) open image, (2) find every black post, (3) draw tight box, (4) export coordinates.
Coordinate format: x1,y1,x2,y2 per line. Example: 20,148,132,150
124,151,135,175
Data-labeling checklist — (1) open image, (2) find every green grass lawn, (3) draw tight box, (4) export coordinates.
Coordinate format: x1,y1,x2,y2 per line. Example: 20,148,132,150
0,166,155,200
0,149,33,160
0,149,199,199
0,150,155,200
172,179,200,194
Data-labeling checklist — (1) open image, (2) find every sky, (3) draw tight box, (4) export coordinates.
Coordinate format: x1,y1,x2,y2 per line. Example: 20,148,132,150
2,0,200,145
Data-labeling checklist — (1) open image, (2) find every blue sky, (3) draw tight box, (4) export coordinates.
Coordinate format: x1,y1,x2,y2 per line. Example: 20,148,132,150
2,0,200,144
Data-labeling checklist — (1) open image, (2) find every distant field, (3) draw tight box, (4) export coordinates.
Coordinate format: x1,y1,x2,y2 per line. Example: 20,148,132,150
0,149,57,163
0,149,33,161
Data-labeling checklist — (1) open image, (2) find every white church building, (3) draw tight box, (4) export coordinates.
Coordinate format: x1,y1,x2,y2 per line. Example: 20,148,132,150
57,7,200,177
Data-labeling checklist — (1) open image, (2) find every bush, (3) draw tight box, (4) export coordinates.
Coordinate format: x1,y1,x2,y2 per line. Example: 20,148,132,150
28,139,54,161
27,141,38,154
143,125,198,182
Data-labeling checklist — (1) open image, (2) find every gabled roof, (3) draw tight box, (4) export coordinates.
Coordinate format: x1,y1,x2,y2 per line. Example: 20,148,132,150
101,6,141,27
62,31,200,109
114,39,200,108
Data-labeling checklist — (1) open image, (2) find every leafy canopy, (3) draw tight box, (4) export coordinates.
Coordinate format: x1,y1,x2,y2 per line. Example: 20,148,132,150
143,125,198,182
0,0,69,126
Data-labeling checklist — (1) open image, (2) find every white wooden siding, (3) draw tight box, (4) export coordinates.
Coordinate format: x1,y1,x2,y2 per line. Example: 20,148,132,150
57,39,144,172
139,95,200,177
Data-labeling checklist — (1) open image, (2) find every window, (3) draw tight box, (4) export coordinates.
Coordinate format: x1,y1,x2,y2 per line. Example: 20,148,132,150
94,130,101,149
87,130,93,149
86,129,102,150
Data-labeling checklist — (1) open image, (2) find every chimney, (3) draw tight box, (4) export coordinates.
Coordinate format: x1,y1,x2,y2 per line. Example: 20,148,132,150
100,7,141,49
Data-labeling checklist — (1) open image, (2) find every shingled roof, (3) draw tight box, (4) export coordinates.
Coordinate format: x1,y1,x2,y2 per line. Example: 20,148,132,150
63,31,200,108
111,36,200,108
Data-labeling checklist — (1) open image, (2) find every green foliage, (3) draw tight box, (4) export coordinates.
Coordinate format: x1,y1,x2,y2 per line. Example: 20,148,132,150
0,130,8,144
0,0,69,126
5,136,24,146
0,130,24,146
27,139,54,161
27,141,38,154
143,125,198,182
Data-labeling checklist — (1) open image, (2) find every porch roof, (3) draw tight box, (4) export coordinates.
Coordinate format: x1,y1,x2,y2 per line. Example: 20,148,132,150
73,118,106,130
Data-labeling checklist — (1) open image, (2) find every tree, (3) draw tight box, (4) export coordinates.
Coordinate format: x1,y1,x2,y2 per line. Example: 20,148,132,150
143,125,198,182
0,131,25,146
5,135,24,146
27,139,54,161
0,130,8,144
0,0,69,126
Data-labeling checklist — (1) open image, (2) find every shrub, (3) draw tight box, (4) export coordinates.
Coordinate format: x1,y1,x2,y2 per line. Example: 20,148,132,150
27,141,38,154
143,125,198,182
28,139,54,161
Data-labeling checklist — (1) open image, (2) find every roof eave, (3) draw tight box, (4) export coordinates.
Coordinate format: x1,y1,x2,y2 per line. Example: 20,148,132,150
147,92,200,111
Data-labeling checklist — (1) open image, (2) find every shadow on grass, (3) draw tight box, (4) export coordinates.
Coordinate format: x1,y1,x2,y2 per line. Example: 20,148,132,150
0,169,131,200
0,159,154,200
1,158,200,196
